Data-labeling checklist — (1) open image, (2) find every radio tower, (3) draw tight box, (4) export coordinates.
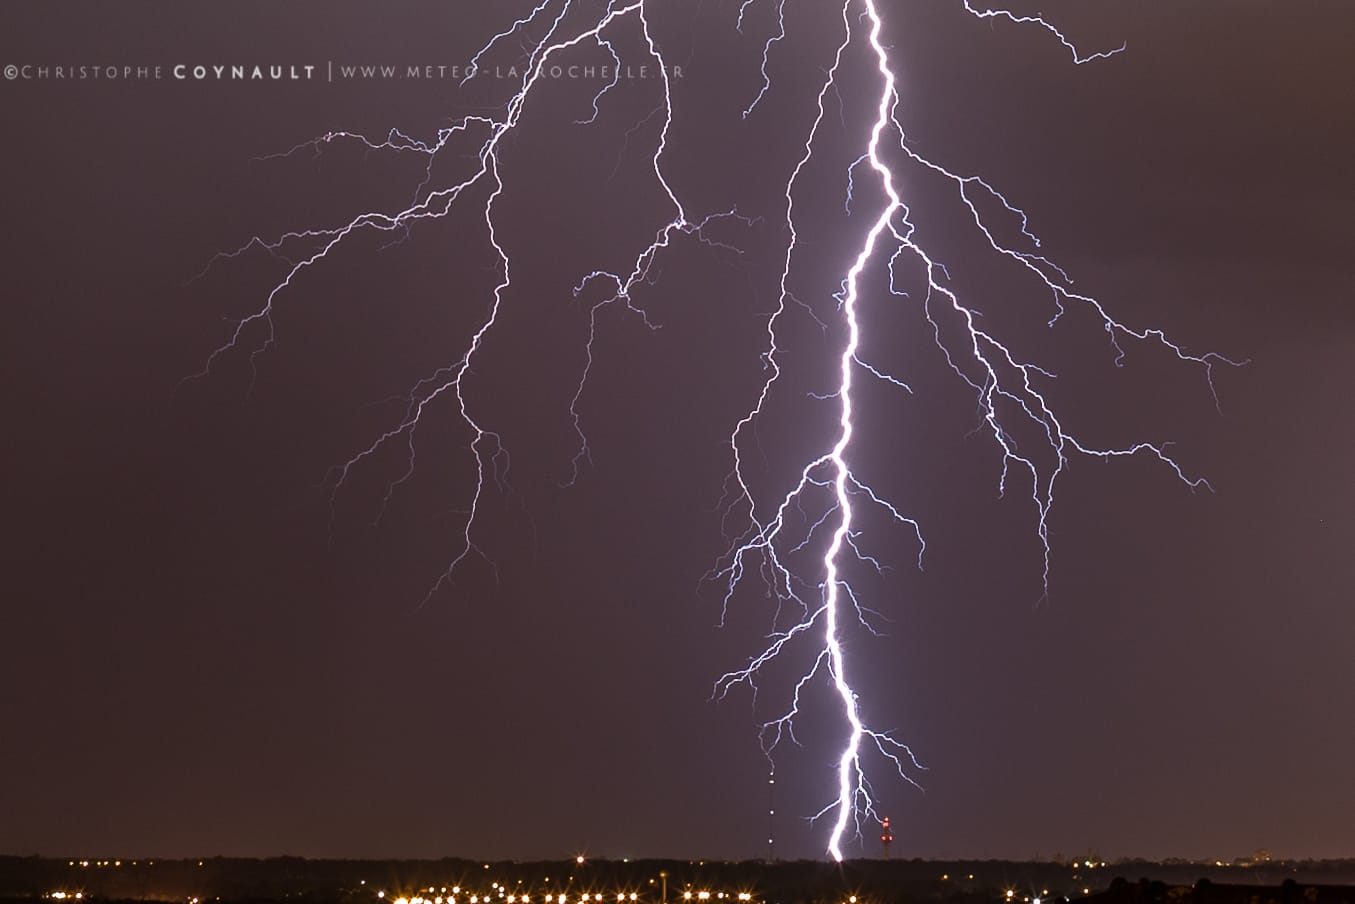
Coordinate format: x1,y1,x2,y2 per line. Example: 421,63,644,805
880,817,894,861
767,769,776,862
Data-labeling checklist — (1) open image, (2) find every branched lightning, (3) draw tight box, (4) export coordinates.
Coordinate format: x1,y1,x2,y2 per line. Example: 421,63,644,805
193,0,1241,860
713,0,1240,860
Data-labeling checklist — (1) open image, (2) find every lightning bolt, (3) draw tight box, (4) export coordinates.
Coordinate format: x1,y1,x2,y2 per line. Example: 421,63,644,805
190,0,1241,860
715,0,1240,860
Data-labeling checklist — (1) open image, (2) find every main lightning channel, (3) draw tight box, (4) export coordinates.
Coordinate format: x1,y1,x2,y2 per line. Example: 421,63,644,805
715,0,1239,861
819,0,906,862
715,0,927,861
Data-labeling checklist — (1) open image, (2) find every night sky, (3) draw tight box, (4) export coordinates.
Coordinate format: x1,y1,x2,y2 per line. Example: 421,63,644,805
3,0,1353,864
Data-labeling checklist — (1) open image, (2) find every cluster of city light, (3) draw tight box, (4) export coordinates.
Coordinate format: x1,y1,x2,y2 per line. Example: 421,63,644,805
391,894,642,904
46,892,84,900
66,860,140,867
384,888,754,904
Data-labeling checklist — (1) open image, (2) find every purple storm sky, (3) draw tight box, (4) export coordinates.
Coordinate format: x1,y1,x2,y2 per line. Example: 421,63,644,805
2,0,1353,863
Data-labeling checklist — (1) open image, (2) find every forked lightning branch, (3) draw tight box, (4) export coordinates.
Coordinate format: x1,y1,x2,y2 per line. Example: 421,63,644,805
194,0,1237,860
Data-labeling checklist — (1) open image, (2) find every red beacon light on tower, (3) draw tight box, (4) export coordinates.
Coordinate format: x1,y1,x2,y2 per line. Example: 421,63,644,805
880,816,894,860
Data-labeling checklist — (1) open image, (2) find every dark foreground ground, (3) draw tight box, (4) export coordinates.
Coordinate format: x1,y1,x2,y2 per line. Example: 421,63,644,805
3,857,1355,904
